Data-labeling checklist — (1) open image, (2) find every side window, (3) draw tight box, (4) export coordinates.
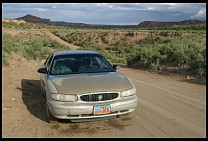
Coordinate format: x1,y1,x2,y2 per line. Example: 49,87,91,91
92,57,99,66
95,57,108,68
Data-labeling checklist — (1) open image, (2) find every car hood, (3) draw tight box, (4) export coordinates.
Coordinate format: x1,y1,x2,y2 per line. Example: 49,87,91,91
49,72,133,94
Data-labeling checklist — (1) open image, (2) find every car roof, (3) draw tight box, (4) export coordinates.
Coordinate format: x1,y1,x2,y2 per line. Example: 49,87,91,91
53,50,100,57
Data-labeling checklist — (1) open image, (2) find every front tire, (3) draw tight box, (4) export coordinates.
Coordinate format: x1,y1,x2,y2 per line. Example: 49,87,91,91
41,86,46,97
46,102,58,123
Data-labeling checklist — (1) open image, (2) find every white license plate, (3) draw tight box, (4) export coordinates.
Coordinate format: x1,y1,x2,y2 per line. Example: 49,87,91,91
93,105,111,115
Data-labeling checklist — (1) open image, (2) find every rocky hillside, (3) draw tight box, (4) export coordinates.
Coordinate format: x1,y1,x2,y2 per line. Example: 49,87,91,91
16,14,136,28
138,20,206,28
15,14,206,28
16,14,51,24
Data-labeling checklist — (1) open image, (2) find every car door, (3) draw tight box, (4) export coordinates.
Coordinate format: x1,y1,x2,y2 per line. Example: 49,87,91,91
40,54,53,96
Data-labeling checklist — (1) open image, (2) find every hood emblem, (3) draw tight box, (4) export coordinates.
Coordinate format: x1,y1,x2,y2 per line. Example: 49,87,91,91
98,95,103,101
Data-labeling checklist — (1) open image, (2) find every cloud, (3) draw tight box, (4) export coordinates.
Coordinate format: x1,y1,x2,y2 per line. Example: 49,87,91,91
2,3,206,25
34,8,47,12
190,8,206,19
52,5,57,9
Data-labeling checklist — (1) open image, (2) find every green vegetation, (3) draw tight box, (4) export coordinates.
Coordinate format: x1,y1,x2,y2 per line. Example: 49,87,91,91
126,34,206,76
2,52,9,65
3,20,52,30
138,25,206,30
2,31,69,65
52,28,206,76
2,20,206,77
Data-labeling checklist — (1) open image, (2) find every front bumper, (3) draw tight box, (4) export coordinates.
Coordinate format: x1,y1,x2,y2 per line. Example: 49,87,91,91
47,95,138,120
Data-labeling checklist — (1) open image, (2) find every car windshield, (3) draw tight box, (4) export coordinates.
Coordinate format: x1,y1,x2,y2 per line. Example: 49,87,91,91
49,53,115,75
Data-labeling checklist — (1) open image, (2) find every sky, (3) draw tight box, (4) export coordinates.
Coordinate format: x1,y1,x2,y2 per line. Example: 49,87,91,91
2,3,206,25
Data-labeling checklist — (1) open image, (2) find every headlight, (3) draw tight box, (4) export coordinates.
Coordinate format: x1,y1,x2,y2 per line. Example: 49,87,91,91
120,87,136,97
51,94,78,102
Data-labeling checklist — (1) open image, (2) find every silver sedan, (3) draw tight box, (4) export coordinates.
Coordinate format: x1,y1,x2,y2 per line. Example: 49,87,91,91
37,50,138,123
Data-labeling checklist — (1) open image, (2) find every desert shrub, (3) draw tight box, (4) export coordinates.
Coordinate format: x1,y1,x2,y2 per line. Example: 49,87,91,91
98,50,117,63
2,30,68,62
43,39,49,47
2,32,20,54
92,45,102,51
40,48,51,58
172,47,187,66
51,40,60,48
137,36,163,45
171,39,200,67
127,45,161,70
163,39,171,44
2,21,16,29
100,35,109,44
66,36,74,43
32,40,44,48
126,32,134,37
74,41,86,47
127,51,141,67
2,51,9,65
158,44,174,63
22,46,40,60
189,50,206,75
140,46,161,70
116,58,126,64
54,45,70,52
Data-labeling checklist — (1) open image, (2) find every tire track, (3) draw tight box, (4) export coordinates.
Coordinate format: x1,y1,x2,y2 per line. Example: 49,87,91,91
129,77,205,108
43,30,80,50
137,98,205,137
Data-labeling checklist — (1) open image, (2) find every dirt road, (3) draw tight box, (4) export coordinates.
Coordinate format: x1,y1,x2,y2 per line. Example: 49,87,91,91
3,29,80,50
2,54,206,138
43,30,79,50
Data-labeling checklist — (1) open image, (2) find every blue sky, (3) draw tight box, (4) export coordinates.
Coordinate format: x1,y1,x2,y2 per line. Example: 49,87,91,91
2,3,206,25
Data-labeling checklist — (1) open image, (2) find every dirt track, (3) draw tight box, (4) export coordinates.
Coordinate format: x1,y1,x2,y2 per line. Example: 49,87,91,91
2,53,206,138
43,30,79,50
3,29,80,50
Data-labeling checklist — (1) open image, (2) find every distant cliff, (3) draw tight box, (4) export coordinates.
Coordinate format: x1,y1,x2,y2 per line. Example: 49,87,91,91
16,14,51,24
16,14,206,28
137,20,206,28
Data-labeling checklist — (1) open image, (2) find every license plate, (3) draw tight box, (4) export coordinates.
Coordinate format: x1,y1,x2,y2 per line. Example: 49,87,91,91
93,105,111,115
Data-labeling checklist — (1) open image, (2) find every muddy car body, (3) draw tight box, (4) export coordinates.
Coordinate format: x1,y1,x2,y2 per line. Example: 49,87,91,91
37,50,138,123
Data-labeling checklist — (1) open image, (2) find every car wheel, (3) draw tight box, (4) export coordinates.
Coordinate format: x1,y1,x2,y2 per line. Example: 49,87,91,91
42,90,46,97
41,87,46,97
46,103,58,123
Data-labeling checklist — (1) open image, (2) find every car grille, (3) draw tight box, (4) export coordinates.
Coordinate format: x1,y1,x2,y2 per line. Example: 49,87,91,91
80,93,119,102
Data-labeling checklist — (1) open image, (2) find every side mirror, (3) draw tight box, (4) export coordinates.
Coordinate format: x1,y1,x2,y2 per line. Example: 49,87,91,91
113,65,119,70
37,68,47,74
